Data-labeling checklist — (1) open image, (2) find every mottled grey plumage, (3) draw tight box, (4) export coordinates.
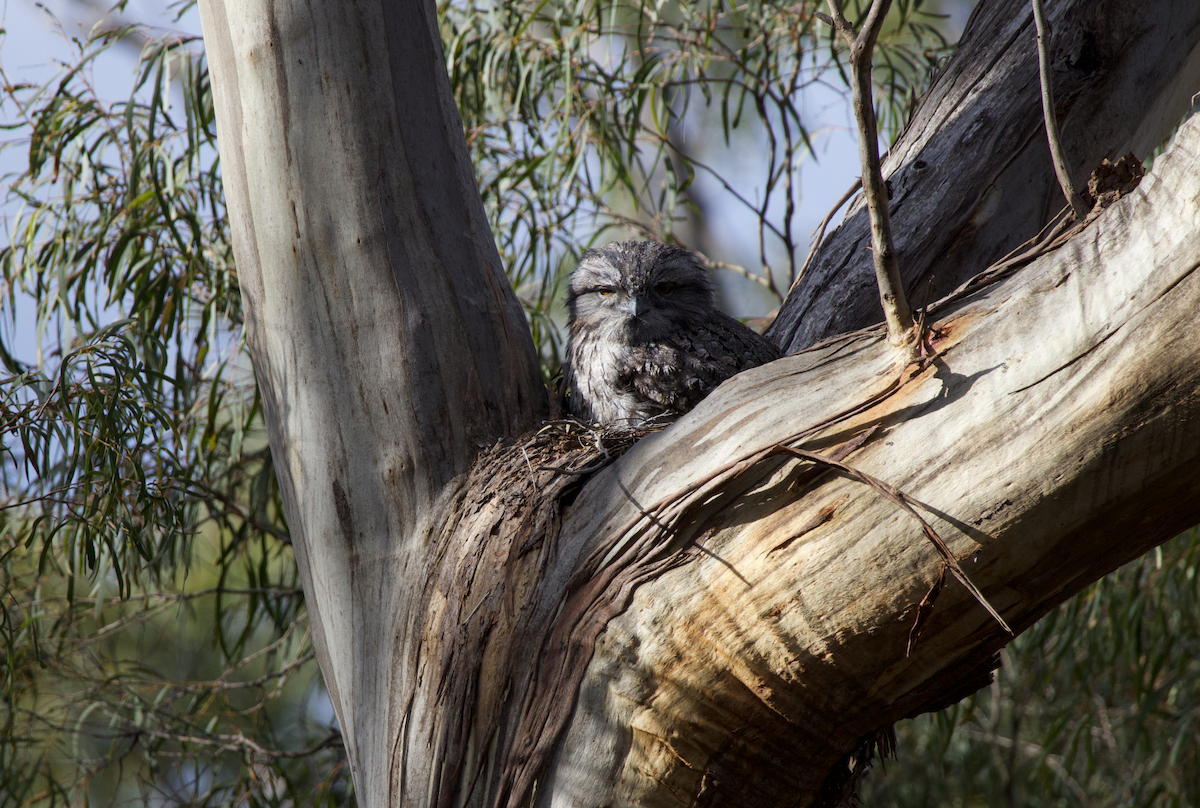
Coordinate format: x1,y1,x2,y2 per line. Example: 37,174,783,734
564,240,781,426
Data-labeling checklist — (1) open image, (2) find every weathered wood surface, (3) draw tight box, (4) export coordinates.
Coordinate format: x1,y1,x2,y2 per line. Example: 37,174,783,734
540,114,1200,806
767,0,1200,352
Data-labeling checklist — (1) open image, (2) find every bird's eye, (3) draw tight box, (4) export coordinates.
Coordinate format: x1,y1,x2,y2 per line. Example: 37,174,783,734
655,283,674,294
598,289,615,297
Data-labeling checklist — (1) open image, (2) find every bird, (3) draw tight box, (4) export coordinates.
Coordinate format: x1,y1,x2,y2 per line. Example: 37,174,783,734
564,240,782,426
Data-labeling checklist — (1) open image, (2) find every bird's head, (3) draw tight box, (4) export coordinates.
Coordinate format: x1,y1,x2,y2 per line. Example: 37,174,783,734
567,241,715,340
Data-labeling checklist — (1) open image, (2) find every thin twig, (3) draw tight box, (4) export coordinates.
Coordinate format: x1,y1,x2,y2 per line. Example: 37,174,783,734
23,586,303,608
907,568,945,656
520,446,540,491
128,725,341,760
938,206,1079,303
177,652,316,695
1031,0,1090,219
699,256,775,291
825,0,916,348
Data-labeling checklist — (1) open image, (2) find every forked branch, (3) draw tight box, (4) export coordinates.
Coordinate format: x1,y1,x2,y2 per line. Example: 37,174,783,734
822,0,916,348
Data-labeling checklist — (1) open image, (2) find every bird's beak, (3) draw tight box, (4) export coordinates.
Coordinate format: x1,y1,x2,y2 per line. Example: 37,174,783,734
618,297,649,317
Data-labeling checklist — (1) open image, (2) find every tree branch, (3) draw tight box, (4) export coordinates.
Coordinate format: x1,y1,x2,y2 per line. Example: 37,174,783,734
543,112,1200,805
770,0,1200,353
197,1,547,803
826,0,915,348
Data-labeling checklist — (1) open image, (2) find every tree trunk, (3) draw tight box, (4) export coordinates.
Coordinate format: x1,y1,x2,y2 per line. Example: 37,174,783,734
196,1,545,802
197,1,1200,807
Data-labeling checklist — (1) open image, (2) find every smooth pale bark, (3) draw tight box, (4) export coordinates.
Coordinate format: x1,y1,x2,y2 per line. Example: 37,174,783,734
196,0,544,802
197,1,1200,807
768,0,1200,352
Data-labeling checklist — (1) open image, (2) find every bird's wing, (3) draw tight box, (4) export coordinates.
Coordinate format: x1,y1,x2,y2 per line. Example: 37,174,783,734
619,314,782,415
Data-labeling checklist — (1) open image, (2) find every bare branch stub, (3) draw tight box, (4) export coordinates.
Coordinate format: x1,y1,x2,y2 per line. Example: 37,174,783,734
1031,0,1090,219
825,0,916,349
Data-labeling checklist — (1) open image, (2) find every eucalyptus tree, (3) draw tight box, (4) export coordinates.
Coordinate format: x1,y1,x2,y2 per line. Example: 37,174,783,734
2,1,1200,807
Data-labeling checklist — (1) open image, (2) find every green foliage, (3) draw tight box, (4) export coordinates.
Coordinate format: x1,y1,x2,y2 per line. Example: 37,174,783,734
864,527,1200,807
0,21,343,808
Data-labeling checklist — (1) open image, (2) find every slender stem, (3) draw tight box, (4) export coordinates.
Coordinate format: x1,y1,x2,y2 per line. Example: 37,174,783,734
826,0,915,347
1031,0,1090,219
